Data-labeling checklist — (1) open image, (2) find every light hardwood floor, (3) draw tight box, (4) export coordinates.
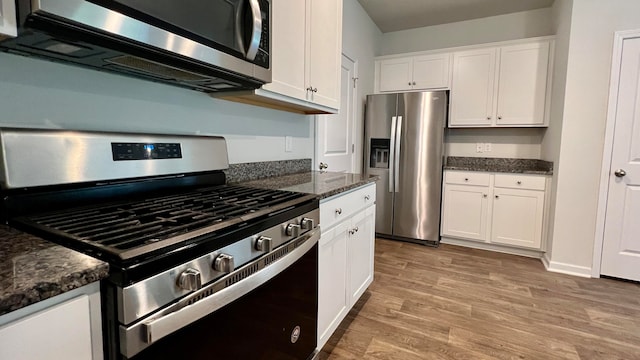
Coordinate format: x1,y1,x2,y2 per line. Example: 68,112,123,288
320,238,640,360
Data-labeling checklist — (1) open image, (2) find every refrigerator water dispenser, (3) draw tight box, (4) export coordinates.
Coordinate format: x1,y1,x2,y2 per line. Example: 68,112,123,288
370,138,390,169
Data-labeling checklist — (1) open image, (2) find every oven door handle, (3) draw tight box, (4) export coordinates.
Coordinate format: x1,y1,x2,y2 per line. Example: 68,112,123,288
119,228,320,358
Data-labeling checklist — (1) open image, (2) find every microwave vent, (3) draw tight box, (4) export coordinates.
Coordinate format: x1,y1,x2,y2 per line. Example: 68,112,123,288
106,55,211,82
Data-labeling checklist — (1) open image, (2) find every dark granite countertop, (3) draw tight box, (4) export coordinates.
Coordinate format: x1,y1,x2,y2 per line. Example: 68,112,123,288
0,225,109,316
444,157,553,175
240,171,378,199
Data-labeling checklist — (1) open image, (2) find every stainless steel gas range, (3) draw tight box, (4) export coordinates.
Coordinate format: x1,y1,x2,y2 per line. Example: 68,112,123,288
0,128,320,360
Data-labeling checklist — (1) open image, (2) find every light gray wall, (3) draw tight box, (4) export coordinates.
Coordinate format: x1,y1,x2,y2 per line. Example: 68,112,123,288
0,52,314,165
378,8,554,55
541,0,574,261
547,0,640,273
445,128,544,159
337,0,382,173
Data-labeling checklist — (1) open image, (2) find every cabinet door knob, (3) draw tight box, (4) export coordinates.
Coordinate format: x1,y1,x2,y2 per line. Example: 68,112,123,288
483,194,487,198
498,116,502,120
335,208,342,215
517,181,522,185
408,82,412,85
487,116,492,120
412,81,416,85
464,178,469,181
365,195,371,201
306,86,313,92
495,195,499,199
354,227,359,233
313,87,318,93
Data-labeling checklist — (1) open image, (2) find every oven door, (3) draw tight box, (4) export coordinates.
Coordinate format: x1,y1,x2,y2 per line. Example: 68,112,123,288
119,229,319,360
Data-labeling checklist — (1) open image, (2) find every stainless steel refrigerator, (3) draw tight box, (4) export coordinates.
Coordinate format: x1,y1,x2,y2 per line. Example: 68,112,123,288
364,91,447,245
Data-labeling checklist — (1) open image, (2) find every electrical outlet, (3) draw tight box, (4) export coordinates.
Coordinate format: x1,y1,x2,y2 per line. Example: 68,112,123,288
285,136,293,152
476,143,484,153
484,143,492,152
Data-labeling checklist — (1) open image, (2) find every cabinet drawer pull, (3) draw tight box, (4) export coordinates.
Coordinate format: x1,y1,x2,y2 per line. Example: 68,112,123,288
498,116,503,120
335,208,342,215
365,195,371,201
495,195,500,199
464,178,469,181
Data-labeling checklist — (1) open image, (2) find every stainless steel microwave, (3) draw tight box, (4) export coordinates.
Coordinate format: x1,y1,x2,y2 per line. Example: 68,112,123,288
1,0,271,92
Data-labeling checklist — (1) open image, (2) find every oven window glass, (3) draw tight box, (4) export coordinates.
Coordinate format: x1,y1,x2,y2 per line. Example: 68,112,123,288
90,0,244,57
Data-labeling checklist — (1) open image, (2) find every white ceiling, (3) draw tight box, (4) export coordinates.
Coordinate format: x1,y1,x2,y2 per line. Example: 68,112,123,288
357,0,555,33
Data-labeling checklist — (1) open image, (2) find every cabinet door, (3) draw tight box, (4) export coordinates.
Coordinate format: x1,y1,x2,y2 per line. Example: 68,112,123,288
378,58,412,92
347,206,375,307
441,184,490,241
496,42,550,126
307,0,342,109
491,188,544,249
261,0,307,101
412,53,451,90
0,296,93,360
0,0,17,39
317,221,349,349
450,48,497,127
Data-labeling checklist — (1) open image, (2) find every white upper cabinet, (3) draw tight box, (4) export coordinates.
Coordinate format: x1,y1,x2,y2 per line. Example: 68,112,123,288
495,42,550,126
377,53,451,92
258,0,342,113
0,0,17,39
263,0,307,101
450,48,497,126
450,39,552,127
306,0,342,109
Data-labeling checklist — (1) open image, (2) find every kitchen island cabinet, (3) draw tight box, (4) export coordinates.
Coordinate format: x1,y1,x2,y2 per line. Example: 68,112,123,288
0,0,17,40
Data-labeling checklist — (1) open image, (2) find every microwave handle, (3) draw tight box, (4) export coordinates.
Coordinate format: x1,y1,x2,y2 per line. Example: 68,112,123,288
245,0,262,61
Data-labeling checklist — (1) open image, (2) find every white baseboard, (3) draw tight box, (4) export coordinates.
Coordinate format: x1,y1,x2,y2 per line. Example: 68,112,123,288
545,260,592,278
440,237,544,258
541,253,551,269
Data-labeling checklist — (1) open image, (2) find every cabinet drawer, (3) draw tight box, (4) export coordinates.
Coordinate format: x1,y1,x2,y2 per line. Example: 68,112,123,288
445,171,491,186
320,184,376,230
494,174,546,190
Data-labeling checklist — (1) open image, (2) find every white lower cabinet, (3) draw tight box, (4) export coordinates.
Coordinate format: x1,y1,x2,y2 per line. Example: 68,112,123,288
491,188,544,249
0,283,103,360
317,183,376,350
441,171,548,251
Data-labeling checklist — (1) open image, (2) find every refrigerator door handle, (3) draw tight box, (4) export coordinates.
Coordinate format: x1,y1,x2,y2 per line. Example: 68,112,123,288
394,116,402,193
389,116,397,193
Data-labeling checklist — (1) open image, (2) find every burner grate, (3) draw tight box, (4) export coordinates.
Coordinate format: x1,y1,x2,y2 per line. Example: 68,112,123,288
18,185,311,260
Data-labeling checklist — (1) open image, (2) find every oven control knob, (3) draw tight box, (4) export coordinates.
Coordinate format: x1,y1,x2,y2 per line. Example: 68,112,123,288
213,254,235,273
300,217,315,230
255,236,273,252
285,224,301,237
177,268,202,291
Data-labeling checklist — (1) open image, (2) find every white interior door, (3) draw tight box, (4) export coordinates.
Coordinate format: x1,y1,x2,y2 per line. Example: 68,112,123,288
601,35,640,282
315,54,356,173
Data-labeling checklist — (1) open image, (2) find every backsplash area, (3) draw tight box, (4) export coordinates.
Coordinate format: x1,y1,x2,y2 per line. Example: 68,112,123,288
225,159,312,183
0,52,313,164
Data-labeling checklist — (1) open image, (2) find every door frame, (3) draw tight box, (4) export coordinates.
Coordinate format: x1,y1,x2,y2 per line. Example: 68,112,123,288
313,53,359,172
592,29,640,278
